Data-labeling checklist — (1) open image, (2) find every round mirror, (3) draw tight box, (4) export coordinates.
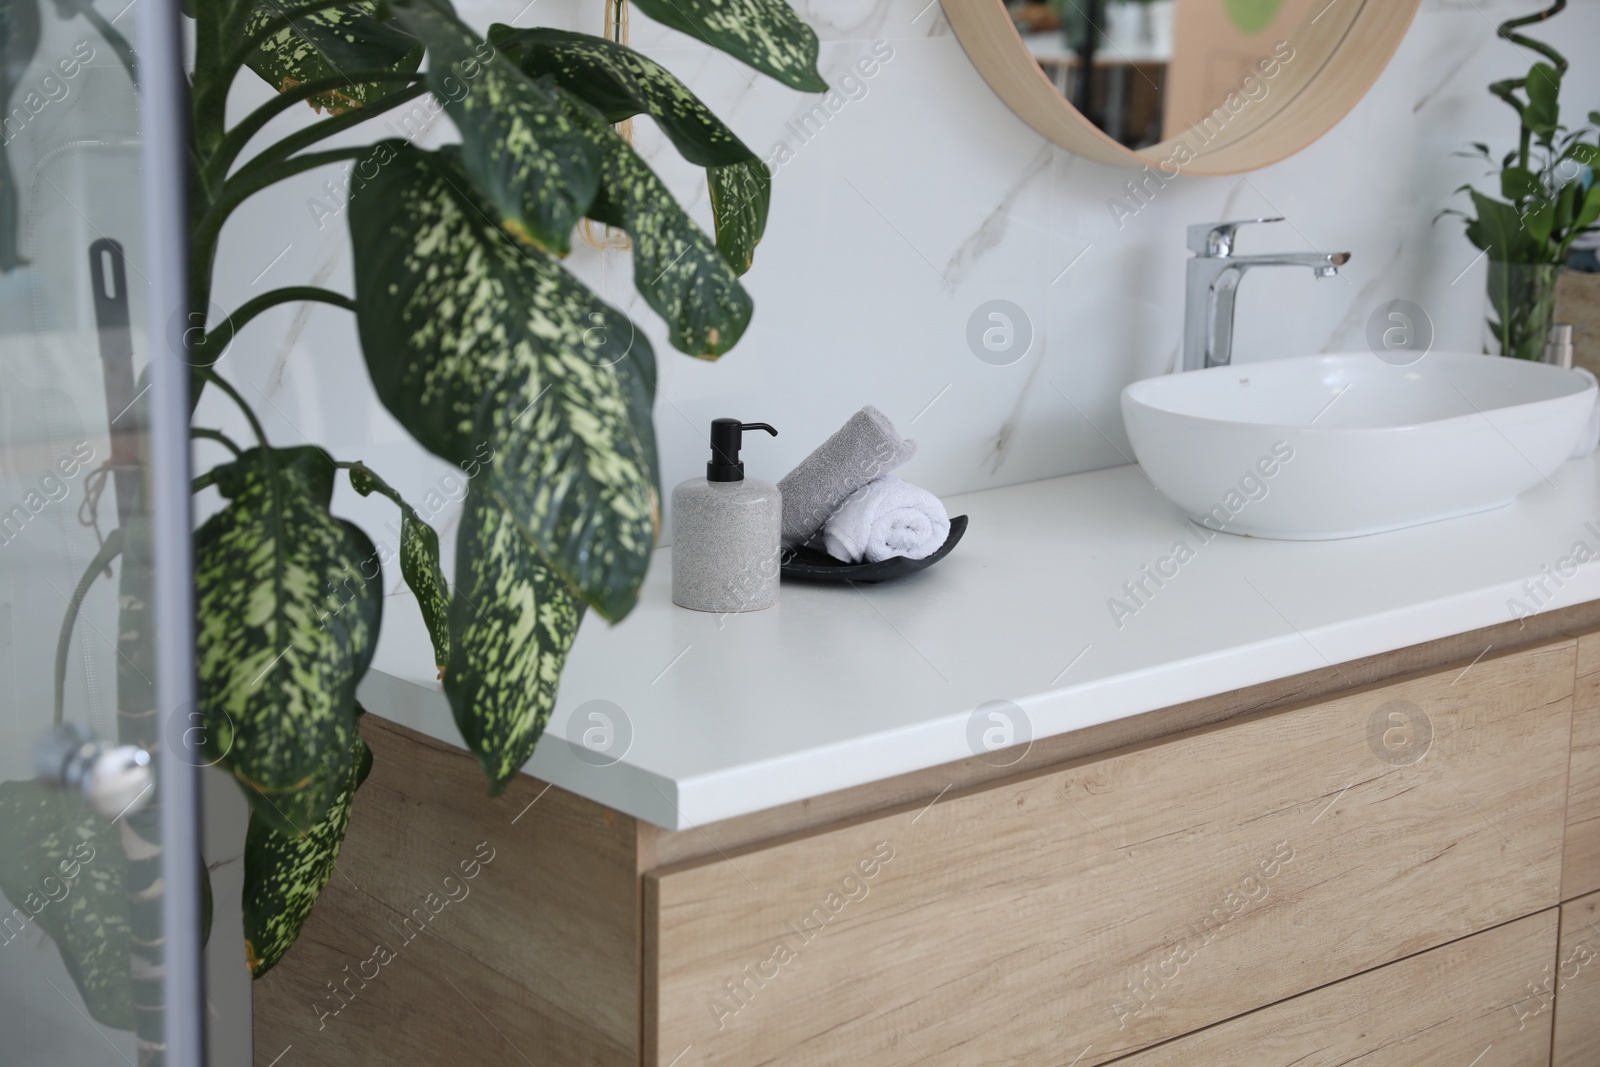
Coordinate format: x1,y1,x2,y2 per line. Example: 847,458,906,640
944,0,1420,174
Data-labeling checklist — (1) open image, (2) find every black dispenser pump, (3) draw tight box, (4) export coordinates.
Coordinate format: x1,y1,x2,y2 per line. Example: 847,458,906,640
707,418,778,482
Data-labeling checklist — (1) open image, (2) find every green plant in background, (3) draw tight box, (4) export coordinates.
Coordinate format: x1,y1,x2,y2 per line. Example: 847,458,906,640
1046,0,1104,53
0,0,822,1059
1222,0,1283,35
1443,0,1600,361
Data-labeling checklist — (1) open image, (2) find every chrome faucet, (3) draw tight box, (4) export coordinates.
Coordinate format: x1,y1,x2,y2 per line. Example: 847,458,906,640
1182,218,1350,372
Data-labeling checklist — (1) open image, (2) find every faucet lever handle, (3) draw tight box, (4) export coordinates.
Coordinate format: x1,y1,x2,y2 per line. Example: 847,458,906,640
1187,217,1285,257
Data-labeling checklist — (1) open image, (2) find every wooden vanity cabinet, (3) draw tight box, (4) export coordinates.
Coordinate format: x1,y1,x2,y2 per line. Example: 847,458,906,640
646,640,1573,1066
256,615,1600,1067
1564,633,1600,901
1554,891,1600,1067
1553,631,1600,1065
1111,910,1559,1067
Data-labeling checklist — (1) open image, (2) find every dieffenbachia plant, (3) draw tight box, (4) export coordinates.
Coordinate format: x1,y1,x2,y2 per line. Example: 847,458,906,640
0,0,821,1057
1441,0,1599,360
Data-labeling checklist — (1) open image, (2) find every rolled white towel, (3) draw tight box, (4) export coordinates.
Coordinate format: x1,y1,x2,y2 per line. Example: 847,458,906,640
823,476,950,563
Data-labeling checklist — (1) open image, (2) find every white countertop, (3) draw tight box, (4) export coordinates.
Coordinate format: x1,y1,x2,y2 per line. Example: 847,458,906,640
362,455,1600,830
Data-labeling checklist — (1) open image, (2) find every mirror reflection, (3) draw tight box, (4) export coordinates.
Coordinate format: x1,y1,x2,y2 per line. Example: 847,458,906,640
1007,0,1313,149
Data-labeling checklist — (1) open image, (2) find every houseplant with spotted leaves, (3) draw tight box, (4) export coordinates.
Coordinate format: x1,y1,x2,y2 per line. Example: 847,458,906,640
0,0,822,1059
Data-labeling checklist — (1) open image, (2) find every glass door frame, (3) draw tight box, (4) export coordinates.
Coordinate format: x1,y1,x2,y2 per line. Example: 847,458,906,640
137,0,206,1058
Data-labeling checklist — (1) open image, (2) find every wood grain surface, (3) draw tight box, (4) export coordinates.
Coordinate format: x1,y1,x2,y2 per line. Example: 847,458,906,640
253,716,644,1066
646,642,1575,1066
1108,910,1559,1067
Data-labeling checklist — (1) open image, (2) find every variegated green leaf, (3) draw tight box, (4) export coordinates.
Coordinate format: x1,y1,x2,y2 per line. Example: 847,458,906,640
0,780,132,1029
349,142,658,622
398,514,450,671
488,26,756,166
347,462,452,673
387,0,599,254
196,446,383,834
243,723,372,976
446,486,584,792
488,26,772,275
242,0,422,113
708,160,771,274
629,0,825,92
558,88,752,356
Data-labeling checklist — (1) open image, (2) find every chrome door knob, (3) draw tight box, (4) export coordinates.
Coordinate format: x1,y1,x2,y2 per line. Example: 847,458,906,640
33,724,154,820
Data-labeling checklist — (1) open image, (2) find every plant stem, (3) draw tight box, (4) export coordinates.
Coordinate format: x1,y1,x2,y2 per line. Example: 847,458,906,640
80,8,139,86
195,145,372,259
204,71,424,187
206,287,355,354
190,0,360,154
1497,1,1569,74
336,460,409,510
198,368,270,445
54,529,124,725
243,82,429,175
189,0,237,160
1483,3,1570,173
188,145,369,338
198,0,377,127
192,427,244,455
337,459,431,528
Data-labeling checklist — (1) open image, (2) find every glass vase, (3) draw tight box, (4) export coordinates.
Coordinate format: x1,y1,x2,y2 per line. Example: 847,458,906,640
1485,261,1561,361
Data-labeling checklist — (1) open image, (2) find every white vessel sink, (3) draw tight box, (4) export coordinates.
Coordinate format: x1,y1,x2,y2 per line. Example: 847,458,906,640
1121,352,1598,539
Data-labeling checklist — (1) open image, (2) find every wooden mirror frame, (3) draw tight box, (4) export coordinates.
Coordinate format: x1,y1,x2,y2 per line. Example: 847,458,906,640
941,0,1422,175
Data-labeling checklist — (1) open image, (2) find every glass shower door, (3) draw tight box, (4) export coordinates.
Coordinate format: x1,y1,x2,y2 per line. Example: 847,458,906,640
0,0,204,1061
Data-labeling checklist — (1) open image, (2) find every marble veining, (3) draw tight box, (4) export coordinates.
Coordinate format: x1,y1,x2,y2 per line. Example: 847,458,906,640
943,143,1054,287
987,342,1047,474
264,244,341,398
1413,34,1490,114
793,0,896,41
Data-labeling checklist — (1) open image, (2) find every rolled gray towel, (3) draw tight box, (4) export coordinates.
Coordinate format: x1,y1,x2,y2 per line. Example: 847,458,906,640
778,405,917,548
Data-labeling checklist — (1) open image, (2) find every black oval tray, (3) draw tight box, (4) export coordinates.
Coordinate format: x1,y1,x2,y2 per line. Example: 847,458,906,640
779,515,968,583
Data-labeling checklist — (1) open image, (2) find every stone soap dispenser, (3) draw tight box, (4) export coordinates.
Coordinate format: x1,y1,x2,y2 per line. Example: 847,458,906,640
672,418,781,613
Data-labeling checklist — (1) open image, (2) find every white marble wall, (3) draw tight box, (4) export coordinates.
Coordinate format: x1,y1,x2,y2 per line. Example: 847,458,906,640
194,0,1600,566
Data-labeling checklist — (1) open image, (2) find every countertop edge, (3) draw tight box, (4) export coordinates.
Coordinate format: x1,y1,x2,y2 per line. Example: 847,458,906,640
359,572,1600,831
